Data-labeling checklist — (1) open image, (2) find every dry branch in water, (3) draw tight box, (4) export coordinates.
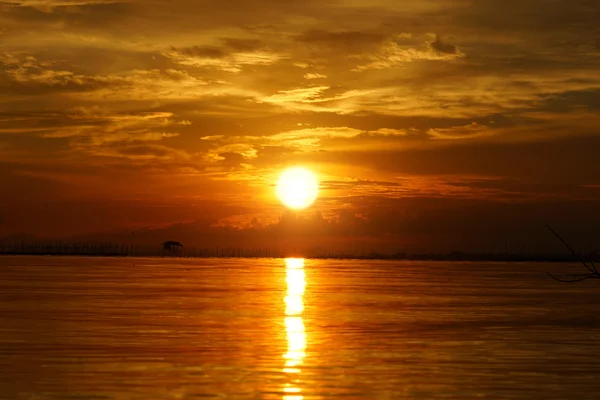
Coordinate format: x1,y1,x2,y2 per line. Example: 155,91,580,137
546,225,599,283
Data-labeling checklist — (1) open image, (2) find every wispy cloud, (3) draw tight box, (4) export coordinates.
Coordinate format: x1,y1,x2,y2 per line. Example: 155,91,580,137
2,0,123,12
354,34,465,71
304,73,326,80
163,42,284,73
428,122,490,140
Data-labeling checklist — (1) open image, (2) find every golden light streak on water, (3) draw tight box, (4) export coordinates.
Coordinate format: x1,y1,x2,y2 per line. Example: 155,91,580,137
283,258,306,400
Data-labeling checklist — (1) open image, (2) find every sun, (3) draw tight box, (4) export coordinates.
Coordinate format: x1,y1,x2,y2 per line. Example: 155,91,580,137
276,167,319,210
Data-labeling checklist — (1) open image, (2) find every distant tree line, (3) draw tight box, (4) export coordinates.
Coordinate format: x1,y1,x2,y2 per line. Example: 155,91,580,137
0,240,598,262
0,241,130,256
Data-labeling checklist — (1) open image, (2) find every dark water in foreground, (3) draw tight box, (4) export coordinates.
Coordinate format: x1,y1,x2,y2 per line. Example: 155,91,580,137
1,257,600,399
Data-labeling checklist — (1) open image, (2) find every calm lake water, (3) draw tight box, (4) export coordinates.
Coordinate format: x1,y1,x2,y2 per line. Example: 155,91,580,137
1,256,600,399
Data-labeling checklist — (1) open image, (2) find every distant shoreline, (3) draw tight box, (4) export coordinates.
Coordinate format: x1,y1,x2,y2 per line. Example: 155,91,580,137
1,251,597,263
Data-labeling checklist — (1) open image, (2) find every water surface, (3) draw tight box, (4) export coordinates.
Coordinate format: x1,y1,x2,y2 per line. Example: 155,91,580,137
1,256,600,399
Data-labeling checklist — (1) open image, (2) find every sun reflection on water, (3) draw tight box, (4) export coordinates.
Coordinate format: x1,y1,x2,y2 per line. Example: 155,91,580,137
283,258,306,400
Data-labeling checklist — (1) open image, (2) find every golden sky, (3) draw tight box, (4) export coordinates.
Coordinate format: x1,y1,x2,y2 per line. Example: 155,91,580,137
1,0,600,252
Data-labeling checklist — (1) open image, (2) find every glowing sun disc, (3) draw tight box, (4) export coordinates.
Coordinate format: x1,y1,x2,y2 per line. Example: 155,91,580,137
276,167,319,210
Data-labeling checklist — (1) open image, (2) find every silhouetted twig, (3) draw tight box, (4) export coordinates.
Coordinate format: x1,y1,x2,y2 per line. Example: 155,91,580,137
546,225,600,283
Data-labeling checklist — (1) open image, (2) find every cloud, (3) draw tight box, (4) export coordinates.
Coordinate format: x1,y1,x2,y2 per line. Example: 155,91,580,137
0,52,23,65
163,42,283,73
319,175,545,202
269,126,361,146
428,122,490,140
354,34,465,71
260,86,330,103
297,30,386,53
112,144,189,160
207,127,363,155
365,128,407,137
37,108,186,143
198,126,416,170
0,107,191,165
203,142,257,162
429,35,461,56
221,38,264,52
269,127,409,145
257,85,376,113
303,73,326,80
217,151,246,164
2,0,122,12
0,52,228,100
293,30,465,71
